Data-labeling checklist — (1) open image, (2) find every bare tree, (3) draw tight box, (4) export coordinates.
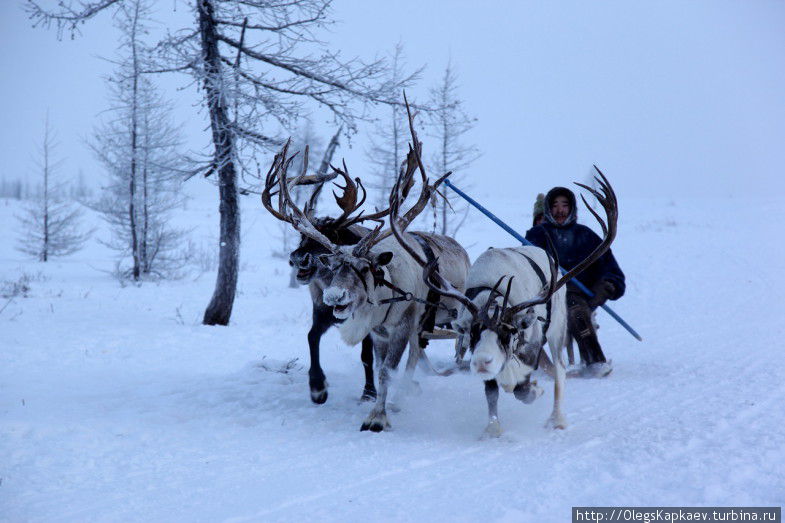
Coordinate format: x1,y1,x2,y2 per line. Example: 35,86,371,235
28,0,410,325
365,43,422,209
16,114,90,261
90,0,187,281
426,61,480,236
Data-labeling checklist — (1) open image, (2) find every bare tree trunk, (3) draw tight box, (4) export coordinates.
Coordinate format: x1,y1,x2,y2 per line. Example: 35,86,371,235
392,105,400,191
440,122,448,235
129,129,140,280
141,111,150,273
42,114,50,262
199,0,240,326
129,1,141,280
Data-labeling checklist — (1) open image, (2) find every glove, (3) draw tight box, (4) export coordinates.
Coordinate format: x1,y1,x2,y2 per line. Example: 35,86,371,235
588,280,615,309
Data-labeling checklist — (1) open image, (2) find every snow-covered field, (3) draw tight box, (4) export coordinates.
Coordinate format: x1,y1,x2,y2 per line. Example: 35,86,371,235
1,186,783,522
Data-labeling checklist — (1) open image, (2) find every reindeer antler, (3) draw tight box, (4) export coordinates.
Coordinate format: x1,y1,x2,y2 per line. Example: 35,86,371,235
383,93,481,317
261,140,339,253
329,161,369,227
352,93,451,259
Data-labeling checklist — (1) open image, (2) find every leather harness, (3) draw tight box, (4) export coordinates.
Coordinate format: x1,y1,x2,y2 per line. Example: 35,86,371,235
370,233,454,339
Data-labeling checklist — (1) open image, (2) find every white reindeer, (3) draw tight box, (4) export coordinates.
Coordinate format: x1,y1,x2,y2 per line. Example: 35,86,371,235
392,170,618,437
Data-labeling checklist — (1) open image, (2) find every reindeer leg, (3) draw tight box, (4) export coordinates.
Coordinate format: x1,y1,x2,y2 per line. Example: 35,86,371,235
537,348,556,378
546,345,567,430
360,335,376,401
389,334,423,412
307,304,334,404
362,318,411,432
361,337,390,432
482,379,502,438
566,336,576,366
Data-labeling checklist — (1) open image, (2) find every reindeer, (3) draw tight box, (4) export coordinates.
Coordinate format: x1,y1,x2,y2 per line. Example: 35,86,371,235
263,149,393,404
264,124,470,431
392,168,618,437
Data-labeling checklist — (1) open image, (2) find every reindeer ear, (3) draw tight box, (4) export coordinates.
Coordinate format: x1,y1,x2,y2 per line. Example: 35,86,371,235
375,251,394,266
516,308,538,330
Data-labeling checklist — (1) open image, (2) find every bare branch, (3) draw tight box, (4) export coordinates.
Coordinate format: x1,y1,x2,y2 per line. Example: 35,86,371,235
26,0,123,38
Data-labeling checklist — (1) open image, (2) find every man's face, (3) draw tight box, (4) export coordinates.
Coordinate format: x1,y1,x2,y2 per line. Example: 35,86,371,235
551,195,571,225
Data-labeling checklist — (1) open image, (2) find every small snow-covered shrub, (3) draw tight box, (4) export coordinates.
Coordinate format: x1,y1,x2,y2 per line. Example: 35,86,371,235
0,272,46,298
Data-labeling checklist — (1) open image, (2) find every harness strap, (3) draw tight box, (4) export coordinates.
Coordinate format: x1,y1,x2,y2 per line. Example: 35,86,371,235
410,233,440,348
513,250,554,371
466,286,495,300
371,235,457,327
375,277,414,304
514,250,547,287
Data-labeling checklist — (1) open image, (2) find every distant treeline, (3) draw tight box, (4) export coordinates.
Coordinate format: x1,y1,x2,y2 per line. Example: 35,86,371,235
0,175,93,201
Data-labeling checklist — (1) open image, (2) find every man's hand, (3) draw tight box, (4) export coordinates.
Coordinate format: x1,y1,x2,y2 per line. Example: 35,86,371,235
588,280,615,309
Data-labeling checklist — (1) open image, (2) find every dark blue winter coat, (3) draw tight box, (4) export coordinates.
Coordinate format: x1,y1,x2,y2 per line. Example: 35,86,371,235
525,186,625,300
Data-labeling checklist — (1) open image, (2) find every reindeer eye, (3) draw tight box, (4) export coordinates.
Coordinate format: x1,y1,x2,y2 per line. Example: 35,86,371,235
470,324,482,347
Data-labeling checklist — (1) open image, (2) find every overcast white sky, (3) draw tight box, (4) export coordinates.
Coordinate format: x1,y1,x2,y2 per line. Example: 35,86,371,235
1,0,784,202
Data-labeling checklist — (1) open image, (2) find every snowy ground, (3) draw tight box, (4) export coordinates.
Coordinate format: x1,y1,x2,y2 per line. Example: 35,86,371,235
1,186,783,522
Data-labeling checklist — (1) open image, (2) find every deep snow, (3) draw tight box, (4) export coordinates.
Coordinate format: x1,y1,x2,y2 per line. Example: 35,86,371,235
1,185,783,522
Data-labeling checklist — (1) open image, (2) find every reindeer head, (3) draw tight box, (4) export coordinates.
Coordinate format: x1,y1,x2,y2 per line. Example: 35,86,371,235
289,233,330,285
319,246,394,320
320,137,436,320
262,141,392,288
288,218,367,285
455,273,552,379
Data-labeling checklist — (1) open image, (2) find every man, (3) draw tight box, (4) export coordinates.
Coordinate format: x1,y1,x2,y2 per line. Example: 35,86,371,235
525,186,625,377
532,193,546,226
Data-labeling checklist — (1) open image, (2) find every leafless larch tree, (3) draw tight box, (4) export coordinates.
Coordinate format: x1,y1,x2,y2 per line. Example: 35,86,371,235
28,0,410,325
426,61,480,236
365,43,422,209
16,114,91,261
89,0,187,281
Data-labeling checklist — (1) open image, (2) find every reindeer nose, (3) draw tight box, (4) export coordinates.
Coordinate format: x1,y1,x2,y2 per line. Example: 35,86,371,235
323,288,349,306
473,356,493,374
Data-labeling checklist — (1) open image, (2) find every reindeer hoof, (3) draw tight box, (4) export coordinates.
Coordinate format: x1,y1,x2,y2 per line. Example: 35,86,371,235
360,412,390,432
360,386,377,402
481,419,502,439
397,378,422,399
409,379,422,397
568,361,613,379
310,388,328,404
309,376,328,404
513,380,543,404
545,414,567,430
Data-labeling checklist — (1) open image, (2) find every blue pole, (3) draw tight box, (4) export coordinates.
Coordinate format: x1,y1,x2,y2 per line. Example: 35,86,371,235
444,179,642,342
